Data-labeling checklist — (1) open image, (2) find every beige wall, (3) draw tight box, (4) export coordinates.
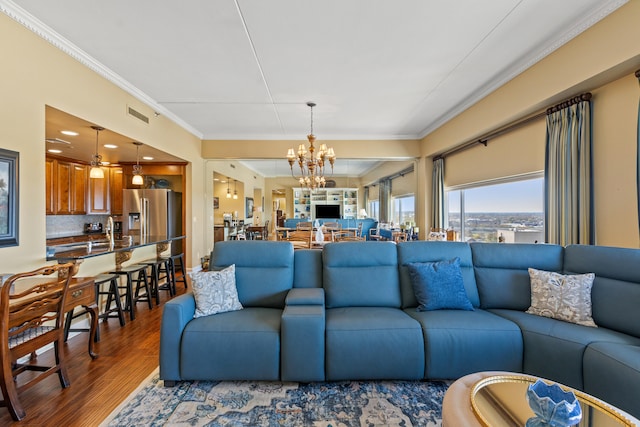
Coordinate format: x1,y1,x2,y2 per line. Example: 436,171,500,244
202,139,420,160
0,14,206,273
420,0,640,247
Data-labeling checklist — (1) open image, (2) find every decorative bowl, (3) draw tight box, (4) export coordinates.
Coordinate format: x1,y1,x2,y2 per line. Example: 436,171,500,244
525,379,582,427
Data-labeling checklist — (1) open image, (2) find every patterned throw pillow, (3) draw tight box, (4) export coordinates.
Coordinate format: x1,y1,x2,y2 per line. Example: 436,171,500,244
189,265,243,318
526,268,596,327
407,257,474,311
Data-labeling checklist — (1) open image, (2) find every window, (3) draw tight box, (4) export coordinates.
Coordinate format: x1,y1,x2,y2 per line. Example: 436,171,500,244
447,175,544,243
368,200,379,220
392,195,415,226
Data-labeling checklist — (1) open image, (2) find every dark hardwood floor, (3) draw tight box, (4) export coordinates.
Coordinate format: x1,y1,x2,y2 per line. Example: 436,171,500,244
0,283,188,426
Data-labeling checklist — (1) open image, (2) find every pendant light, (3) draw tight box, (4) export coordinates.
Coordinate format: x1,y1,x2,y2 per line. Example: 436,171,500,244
132,141,144,185
89,126,105,179
226,177,231,198
233,179,238,199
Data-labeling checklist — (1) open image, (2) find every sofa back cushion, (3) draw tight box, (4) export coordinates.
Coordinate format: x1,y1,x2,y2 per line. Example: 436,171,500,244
470,242,564,310
323,241,401,308
211,241,294,308
564,244,640,338
293,249,323,288
397,241,479,308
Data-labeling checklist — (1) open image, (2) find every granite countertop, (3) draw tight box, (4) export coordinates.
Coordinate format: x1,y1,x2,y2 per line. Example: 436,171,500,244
47,235,185,261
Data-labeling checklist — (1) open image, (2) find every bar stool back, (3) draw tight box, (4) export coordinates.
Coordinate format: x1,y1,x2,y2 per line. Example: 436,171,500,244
140,257,173,305
109,264,151,321
64,273,125,342
169,253,188,292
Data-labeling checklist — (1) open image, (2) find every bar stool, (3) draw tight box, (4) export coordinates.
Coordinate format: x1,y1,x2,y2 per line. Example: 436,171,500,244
139,257,173,305
169,253,188,293
64,273,125,342
109,264,151,321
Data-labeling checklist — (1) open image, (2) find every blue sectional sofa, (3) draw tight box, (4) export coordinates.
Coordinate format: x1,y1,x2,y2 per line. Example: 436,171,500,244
160,240,640,418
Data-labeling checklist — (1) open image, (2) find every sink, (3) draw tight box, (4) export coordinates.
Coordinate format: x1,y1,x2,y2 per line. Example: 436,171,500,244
88,238,133,249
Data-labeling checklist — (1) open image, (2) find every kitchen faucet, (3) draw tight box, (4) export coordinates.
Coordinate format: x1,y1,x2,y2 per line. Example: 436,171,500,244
106,216,114,248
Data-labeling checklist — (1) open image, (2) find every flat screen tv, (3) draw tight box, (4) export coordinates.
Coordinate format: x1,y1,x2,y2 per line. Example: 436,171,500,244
315,204,340,219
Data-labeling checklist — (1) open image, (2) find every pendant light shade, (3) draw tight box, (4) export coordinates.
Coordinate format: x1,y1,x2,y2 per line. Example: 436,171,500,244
132,141,144,185
226,177,231,198
89,126,104,179
233,179,238,199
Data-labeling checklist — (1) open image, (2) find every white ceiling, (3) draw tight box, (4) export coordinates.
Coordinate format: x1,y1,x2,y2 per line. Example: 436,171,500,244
4,0,626,140
1,0,627,176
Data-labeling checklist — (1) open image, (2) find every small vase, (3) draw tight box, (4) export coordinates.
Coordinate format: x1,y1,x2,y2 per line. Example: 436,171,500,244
526,380,582,427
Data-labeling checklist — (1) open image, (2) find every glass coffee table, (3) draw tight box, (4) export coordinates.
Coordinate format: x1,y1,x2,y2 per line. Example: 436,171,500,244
442,371,639,426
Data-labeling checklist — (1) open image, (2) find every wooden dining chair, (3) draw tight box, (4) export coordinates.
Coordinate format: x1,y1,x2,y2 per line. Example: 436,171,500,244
296,222,313,230
0,263,74,421
282,229,312,249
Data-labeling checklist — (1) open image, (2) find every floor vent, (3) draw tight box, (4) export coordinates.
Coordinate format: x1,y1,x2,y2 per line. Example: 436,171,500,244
127,106,149,124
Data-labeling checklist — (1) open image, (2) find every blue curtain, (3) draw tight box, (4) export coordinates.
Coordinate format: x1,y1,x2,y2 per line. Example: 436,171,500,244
545,99,594,245
431,158,445,230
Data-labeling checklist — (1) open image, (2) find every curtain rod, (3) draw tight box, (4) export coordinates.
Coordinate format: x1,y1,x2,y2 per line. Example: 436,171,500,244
434,92,592,161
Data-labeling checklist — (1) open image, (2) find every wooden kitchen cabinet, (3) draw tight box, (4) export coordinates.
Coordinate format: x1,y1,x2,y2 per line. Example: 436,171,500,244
110,167,124,215
87,167,110,214
45,157,55,215
55,160,86,215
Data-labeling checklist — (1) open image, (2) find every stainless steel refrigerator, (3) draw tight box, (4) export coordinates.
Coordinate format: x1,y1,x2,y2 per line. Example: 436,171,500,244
122,189,183,254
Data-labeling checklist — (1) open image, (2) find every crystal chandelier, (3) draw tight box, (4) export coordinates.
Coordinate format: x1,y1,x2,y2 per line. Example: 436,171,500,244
286,102,335,190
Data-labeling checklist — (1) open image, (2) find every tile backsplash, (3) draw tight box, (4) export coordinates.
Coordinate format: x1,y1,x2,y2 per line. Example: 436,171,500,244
46,215,110,238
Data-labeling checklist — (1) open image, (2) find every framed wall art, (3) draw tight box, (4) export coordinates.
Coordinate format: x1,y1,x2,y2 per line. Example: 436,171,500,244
246,197,254,218
0,149,19,247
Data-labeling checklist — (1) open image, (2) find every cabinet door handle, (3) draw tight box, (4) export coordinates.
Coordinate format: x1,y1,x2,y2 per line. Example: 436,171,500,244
72,290,83,298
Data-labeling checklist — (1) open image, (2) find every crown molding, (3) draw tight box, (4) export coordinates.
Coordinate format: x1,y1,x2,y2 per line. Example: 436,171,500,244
0,0,203,139
417,0,629,139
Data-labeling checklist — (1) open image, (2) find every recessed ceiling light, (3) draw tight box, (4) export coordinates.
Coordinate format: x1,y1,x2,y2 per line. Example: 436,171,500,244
104,144,118,149
47,149,62,154
60,130,79,136
142,156,154,160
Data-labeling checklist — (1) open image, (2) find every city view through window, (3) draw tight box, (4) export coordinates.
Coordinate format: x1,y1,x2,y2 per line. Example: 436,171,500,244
447,177,544,243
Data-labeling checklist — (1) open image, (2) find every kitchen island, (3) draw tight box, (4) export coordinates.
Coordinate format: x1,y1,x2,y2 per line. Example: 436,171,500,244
47,234,186,277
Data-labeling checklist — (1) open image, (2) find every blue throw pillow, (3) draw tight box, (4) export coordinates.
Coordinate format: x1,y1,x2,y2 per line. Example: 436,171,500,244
407,257,474,311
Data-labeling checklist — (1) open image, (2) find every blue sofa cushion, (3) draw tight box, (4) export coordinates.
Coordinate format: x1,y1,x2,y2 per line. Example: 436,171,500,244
583,342,640,419
323,242,401,308
325,307,424,380
397,241,479,308
293,249,323,288
211,241,294,308
406,308,523,378
190,265,243,318
180,307,281,380
489,308,640,390
407,258,473,311
471,242,564,310
564,244,640,338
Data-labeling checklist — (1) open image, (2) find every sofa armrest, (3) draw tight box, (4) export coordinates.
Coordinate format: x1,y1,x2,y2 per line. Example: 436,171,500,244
159,292,195,383
285,287,324,306
281,288,325,381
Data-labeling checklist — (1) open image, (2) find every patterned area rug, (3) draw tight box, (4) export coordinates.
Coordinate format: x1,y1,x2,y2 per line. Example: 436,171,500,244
102,369,449,426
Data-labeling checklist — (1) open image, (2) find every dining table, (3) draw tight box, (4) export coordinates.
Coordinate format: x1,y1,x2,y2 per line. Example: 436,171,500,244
245,224,268,240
